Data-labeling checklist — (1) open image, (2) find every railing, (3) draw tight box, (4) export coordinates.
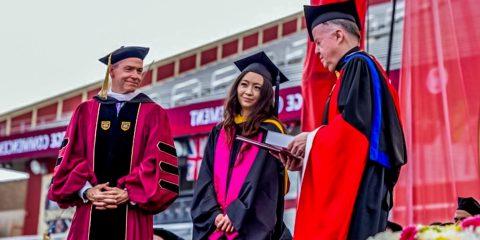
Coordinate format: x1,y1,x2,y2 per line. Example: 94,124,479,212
9,120,31,135
210,65,237,94
285,38,307,66
154,193,193,225
171,78,202,107
36,114,57,126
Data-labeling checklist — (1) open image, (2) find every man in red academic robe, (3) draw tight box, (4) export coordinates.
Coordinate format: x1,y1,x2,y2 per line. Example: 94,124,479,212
279,2,407,239
48,46,179,240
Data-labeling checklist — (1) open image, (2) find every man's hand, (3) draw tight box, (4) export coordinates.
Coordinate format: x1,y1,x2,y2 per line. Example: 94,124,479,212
86,183,129,210
271,151,303,171
270,132,309,171
288,132,309,158
103,186,129,205
86,183,117,210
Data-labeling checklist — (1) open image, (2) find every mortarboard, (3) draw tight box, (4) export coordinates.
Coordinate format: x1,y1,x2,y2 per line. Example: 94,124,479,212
98,46,149,65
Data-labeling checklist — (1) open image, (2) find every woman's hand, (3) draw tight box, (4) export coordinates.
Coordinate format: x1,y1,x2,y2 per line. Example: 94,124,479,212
214,213,224,227
215,214,235,233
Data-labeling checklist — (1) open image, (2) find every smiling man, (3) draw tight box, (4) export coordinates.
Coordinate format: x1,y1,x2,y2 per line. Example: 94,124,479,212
276,1,407,239
48,46,179,240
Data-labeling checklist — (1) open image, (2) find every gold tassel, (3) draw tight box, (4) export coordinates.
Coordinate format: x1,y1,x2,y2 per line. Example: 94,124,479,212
335,70,341,79
98,54,112,99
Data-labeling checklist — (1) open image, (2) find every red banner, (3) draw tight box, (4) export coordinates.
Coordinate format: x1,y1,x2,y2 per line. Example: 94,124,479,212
0,126,66,162
394,0,480,225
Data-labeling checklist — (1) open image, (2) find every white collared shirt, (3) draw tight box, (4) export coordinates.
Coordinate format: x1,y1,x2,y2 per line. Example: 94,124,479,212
107,89,140,115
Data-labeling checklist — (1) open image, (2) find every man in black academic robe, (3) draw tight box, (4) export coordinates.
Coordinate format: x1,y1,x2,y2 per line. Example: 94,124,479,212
281,2,407,239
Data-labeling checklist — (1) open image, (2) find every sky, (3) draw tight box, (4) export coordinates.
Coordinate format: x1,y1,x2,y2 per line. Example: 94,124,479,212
0,0,307,115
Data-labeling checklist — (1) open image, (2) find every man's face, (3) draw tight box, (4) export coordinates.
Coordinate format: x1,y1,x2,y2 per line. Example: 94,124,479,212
454,210,472,223
110,58,144,93
312,24,342,72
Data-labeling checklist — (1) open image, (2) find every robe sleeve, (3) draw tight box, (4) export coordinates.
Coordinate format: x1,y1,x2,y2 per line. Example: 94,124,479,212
48,102,96,208
117,106,179,214
191,126,223,240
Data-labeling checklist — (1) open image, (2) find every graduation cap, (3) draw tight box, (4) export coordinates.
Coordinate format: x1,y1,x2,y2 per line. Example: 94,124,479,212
99,46,149,65
304,0,361,41
98,46,149,99
457,197,480,216
234,51,289,116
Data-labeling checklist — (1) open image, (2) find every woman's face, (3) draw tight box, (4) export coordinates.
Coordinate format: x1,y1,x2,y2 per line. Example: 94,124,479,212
237,72,264,113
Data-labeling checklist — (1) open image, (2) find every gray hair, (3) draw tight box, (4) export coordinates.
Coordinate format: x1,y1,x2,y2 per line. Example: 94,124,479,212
323,19,361,42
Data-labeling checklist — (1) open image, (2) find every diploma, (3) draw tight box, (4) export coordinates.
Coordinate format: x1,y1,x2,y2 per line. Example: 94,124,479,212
236,134,301,160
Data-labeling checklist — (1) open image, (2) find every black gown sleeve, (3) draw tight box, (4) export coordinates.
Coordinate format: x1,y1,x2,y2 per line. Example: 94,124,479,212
191,125,223,240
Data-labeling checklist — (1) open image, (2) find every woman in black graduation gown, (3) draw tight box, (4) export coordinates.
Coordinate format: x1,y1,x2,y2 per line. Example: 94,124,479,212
191,52,292,240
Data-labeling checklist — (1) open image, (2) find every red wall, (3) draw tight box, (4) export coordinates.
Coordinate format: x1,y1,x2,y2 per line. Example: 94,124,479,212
10,112,32,134
157,62,175,81
242,32,259,51
36,103,58,125
262,25,279,43
282,19,298,36
61,95,82,117
0,120,6,136
222,40,238,58
140,70,153,87
179,54,196,74
200,47,218,66
87,88,100,99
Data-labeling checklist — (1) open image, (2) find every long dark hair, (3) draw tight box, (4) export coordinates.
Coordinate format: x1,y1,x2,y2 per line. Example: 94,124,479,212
223,71,279,145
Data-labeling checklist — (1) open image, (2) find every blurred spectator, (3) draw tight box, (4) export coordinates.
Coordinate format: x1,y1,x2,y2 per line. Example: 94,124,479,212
48,219,69,234
153,228,184,240
455,197,480,223
386,221,403,232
